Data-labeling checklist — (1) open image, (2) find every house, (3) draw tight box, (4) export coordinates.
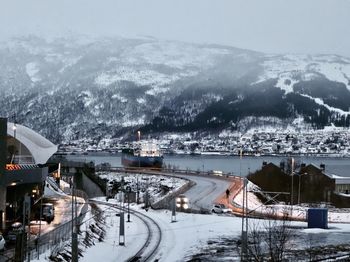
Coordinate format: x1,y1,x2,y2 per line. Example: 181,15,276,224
248,160,350,207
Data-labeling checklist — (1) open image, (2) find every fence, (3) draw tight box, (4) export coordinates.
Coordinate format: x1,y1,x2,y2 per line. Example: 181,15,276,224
24,189,89,260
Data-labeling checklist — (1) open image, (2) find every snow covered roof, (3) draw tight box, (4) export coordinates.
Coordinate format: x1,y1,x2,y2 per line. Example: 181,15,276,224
327,174,350,185
7,122,57,164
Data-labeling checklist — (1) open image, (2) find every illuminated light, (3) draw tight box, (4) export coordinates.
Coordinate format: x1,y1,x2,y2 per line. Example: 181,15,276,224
176,204,181,208
183,204,189,210
13,125,17,131
32,189,37,193
10,182,17,186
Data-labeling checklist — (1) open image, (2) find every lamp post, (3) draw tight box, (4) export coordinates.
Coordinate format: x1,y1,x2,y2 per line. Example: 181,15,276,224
291,157,295,206
126,186,131,222
71,177,78,262
136,176,139,204
11,123,17,164
37,186,43,259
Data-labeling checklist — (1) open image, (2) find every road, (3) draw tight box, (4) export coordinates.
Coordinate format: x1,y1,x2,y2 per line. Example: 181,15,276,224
162,172,236,212
121,168,242,212
1,195,85,261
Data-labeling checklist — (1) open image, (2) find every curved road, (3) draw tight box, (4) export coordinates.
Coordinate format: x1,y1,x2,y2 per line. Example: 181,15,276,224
160,172,236,211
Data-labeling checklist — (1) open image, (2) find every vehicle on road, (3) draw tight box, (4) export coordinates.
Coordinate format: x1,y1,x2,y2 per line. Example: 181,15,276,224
211,170,223,176
7,222,23,243
0,233,5,251
211,203,231,213
42,203,55,223
176,195,189,210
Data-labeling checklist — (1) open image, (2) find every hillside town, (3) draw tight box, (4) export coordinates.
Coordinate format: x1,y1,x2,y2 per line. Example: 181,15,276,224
59,126,350,157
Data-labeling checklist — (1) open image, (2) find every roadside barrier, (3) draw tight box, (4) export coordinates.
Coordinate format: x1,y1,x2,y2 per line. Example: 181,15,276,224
24,189,89,260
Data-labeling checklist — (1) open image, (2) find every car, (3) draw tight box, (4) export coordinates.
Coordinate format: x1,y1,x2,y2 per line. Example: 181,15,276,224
7,222,23,243
211,203,231,214
176,195,189,210
42,203,55,223
0,233,5,251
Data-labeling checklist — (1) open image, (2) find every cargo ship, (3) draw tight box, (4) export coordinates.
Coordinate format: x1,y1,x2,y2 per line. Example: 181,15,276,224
121,141,163,168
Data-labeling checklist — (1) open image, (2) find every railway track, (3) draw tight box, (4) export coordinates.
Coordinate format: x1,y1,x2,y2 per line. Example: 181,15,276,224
91,200,162,262
126,209,162,262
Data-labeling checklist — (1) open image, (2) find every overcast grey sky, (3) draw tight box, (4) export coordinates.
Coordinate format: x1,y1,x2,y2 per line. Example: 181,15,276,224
1,0,350,57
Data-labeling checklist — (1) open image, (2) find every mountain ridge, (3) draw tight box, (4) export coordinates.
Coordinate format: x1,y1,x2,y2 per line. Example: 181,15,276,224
0,36,349,145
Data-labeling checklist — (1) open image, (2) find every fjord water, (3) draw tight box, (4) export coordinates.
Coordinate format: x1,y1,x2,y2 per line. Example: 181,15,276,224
66,154,350,177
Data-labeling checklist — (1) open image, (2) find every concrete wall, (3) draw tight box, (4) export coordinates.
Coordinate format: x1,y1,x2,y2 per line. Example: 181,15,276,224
151,179,195,210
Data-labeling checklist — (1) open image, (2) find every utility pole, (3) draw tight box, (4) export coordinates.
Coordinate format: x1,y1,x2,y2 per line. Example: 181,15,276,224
136,176,139,204
291,158,294,206
37,185,44,259
126,186,131,222
241,177,248,261
119,212,125,246
290,157,295,221
171,198,176,223
239,147,247,261
23,194,31,262
71,178,78,262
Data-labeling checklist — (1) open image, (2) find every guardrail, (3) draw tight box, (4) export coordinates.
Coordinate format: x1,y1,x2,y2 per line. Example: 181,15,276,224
25,189,89,260
104,166,238,181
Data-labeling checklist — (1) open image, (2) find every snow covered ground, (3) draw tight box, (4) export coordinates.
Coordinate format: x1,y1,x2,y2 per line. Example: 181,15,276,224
233,181,350,223
30,175,350,261
32,196,350,262
26,173,350,262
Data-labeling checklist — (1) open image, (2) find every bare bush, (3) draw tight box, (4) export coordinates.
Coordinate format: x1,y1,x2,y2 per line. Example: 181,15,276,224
240,210,294,261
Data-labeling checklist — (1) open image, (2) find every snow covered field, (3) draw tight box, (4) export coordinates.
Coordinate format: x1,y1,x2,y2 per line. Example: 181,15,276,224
30,174,350,261
32,196,350,262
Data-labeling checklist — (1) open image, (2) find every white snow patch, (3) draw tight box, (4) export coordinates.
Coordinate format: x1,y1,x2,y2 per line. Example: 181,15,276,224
309,62,350,90
121,115,146,127
258,54,350,91
136,97,146,104
80,91,94,107
111,94,128,102
125,41,229,70
94,67,183,88
300,94,350,116
275,73,299,94
26,62,41,82
58,56,82,73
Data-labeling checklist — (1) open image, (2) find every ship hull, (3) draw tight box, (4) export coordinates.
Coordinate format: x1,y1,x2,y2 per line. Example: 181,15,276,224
121,154,163,168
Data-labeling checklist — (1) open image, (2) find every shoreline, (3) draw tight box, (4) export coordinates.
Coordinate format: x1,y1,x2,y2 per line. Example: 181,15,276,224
55,151,350,158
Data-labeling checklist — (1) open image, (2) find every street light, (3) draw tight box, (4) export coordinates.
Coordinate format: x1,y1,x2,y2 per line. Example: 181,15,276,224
291,157,295,206
137,130,141,141
126,186,131,222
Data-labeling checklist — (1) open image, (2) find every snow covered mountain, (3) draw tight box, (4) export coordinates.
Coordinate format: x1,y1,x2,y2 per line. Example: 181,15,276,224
0,36,349,145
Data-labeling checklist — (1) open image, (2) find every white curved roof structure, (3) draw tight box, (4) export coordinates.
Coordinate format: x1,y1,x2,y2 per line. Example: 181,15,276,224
7,122,57,164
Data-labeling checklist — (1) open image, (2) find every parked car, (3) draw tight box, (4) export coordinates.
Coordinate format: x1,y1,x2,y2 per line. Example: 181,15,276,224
211,203,231,214
42,203,55,223
7,222,23,243
0,233,5,251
